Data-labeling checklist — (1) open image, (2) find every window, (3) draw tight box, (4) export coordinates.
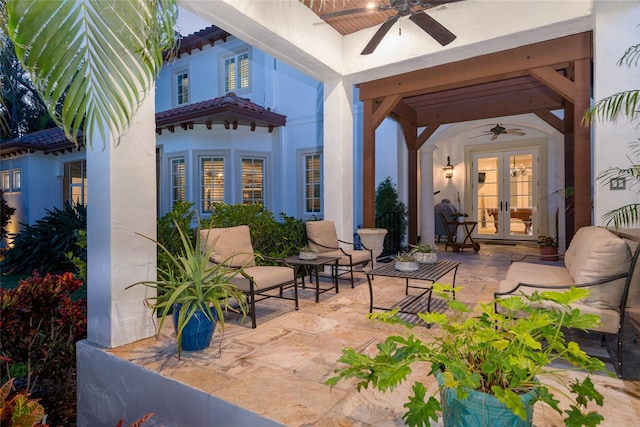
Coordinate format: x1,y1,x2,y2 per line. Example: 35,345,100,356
63,160,87,206
170,157,186,207
200,156,225,213
176,71,189,105
1,171,9,192
241,157,264,205
11,169,20,191
304,153,322,214
224,52,249,92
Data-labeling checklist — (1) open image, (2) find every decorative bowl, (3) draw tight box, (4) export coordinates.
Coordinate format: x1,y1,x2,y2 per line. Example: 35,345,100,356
414,252,437,264
299,251,318,260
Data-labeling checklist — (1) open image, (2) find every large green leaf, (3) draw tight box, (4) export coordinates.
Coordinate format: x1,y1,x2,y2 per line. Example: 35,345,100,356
4,0,177,147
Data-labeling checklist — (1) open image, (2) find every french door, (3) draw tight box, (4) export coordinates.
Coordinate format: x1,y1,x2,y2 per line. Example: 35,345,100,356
473,149,538,240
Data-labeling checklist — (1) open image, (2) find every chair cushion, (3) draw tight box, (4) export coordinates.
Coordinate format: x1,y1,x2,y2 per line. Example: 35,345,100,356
306,221,339,253
498,262,575,294
565,227,631,309
229,266,295,292
322,249,371,267
200,225,256,268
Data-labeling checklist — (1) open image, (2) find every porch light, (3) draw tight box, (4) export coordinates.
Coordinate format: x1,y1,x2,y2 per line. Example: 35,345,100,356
443,156,454,179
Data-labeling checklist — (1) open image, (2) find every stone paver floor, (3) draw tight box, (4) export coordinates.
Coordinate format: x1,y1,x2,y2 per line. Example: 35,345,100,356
110,241,640,426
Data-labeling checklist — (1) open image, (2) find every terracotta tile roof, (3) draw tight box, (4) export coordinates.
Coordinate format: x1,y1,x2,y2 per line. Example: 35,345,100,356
2,93,287,157
167,25,232,59
0,127,82,158
155,92,286,134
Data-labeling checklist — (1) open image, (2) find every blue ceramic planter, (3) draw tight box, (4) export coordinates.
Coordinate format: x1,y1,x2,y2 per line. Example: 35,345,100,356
436,371,536,427
172,304,217,352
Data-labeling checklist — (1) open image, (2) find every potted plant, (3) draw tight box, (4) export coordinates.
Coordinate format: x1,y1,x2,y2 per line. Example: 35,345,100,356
326,284,608,427
409,242,438,264
537,235,559,261
127,220,248,358
395,251,419,272
298,244,318,260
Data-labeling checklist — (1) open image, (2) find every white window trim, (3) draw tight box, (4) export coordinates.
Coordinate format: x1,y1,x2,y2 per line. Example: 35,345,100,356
220,47,252,95
194,150,230,216
165,151,189,214
11,169,21,192
173,67,190,107
237,153,268,208
1,170,10,192
298,149,323,219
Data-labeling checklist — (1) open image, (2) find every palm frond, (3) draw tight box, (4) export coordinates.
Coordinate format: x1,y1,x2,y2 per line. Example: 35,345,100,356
4,0,177,147
618,43,640,68
602,203,640,228
584,90,640,124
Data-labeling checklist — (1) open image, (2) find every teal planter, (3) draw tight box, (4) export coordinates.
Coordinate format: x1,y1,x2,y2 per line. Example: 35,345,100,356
436,371,536,427
172,304,217,352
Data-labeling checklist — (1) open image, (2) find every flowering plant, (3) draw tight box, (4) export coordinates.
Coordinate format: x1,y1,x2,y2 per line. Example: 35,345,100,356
537,235,557,246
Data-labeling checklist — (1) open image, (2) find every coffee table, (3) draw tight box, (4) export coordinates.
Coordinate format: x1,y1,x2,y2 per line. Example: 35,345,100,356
284,255,340,303
365,260,459,315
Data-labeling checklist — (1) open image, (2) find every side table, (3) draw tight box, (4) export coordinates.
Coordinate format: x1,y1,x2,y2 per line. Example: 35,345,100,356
284,255,340,303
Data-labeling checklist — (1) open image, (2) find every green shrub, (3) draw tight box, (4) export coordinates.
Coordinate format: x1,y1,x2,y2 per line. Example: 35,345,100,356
202,203,306,262
2,202,86,275
156,201,196,274
1,190,16,240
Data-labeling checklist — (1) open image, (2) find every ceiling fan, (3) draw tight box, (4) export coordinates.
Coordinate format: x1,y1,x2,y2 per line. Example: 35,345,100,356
472,124,526,141
320,1,462,55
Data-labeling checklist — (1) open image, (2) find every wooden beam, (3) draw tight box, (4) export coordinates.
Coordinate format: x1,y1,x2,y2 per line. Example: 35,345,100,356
572,58,592,231
416,124,440,150
359,32,591,100
533,109,564,133
372,94,403,129
529,66,575,102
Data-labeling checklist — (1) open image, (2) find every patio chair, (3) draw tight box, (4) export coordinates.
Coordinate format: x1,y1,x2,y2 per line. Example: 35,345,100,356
200,225,298,328
305,220,373,288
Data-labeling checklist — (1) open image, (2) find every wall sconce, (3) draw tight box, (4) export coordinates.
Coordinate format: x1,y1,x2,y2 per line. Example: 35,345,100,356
443,156,454,179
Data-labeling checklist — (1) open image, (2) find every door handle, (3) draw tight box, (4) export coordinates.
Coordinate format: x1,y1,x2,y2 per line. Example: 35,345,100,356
500,201,503,211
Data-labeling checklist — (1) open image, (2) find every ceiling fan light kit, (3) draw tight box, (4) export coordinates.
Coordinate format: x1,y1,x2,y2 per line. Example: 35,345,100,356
320,1,461,55
472,123,526,140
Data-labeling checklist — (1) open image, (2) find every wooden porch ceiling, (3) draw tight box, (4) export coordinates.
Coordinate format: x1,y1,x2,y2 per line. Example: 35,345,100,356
394,75,564,132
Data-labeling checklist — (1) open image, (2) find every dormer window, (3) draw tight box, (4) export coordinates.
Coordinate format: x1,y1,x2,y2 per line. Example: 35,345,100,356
224,51,249,93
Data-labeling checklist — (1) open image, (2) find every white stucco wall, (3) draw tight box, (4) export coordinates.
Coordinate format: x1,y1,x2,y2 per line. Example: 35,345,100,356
592,2,640,227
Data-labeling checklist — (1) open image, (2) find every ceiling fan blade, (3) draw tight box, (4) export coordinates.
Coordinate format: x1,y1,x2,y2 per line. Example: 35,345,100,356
507,131,526,136
490,134,499,141
361,15,399,55
320,7,377,20
409,11,456,46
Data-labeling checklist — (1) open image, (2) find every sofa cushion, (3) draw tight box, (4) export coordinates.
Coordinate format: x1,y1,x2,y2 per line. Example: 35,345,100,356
306,221,339,253
321,249,371,267
200,225,256,268
229,266,295,292
565,227,631,309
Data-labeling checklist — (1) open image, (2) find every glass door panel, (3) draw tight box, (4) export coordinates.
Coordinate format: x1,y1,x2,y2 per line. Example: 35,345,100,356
476,155,500,236
508,153,534,237
473,149,537,240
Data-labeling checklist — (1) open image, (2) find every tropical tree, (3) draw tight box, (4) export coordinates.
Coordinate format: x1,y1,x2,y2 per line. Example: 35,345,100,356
584,39,639,227
0,34,55,141
1,0,178,147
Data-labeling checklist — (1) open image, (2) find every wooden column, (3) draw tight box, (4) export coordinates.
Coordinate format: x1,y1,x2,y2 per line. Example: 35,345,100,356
363,99,376,228
399,118,419,245
572,58,592,232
